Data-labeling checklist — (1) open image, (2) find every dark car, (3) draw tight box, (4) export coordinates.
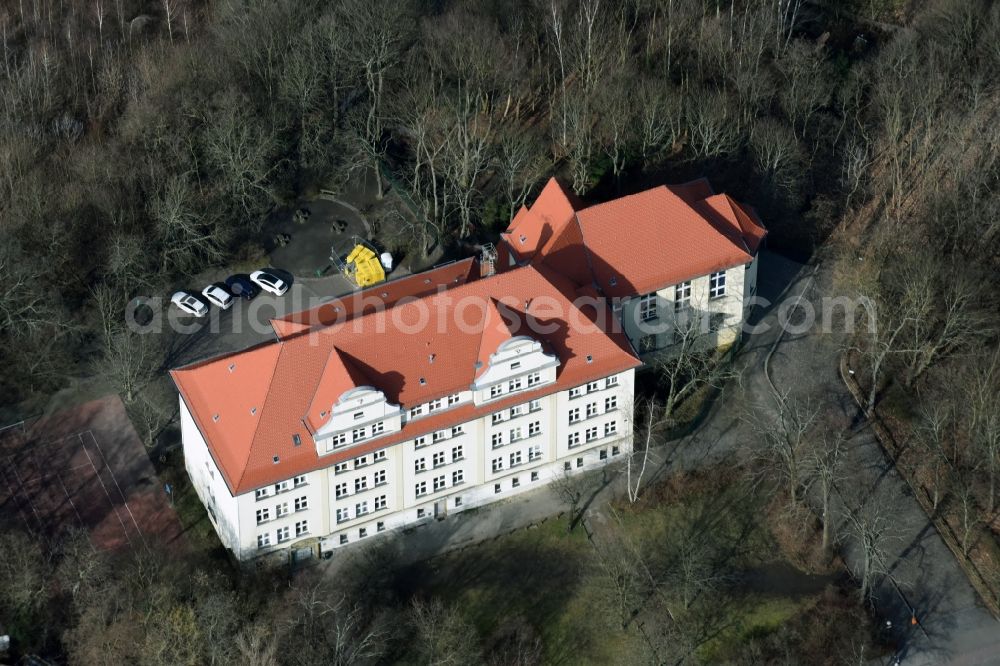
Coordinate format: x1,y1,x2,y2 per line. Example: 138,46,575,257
225,274,259,299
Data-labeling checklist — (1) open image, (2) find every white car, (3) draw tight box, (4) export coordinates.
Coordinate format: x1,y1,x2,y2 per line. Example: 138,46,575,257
201,283,234,310
250,270,289,296
171,291,208,317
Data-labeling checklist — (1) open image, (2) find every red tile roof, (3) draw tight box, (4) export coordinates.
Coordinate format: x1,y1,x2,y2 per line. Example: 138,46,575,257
502,178,579,262
270,258,479,339
171,264,640,495
523,179,766,297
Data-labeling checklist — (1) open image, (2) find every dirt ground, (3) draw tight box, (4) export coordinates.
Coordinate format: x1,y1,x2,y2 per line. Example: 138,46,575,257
0,395,186,554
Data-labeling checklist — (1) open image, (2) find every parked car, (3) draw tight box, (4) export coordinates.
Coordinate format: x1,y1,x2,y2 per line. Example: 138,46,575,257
201,283,234,310
171,291,208,317
250,269,289,296
225,274,259,300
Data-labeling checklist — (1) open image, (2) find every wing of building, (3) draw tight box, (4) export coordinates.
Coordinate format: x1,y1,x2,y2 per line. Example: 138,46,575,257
171,178,765,561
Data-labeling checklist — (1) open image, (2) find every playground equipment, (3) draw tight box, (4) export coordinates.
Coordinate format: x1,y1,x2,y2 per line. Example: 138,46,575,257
333,237,386,287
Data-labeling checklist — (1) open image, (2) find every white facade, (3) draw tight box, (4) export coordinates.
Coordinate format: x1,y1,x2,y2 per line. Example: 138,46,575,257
182,362,635,562
618,256,760,356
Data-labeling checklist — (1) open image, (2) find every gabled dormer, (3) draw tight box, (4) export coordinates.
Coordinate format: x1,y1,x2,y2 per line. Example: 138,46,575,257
306,347,402,455
472,334,559,405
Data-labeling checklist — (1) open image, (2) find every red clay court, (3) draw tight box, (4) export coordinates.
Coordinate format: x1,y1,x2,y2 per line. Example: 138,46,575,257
0,395,185,553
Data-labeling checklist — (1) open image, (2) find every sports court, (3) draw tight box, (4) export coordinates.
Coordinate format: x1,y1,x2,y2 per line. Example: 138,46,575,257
0,395,184,552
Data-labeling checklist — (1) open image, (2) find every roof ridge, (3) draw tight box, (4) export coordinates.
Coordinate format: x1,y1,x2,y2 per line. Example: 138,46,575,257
237,341,289,492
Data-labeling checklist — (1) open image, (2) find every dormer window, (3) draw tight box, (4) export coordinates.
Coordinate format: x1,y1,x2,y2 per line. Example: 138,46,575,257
354,412,364,420
511,361,521,370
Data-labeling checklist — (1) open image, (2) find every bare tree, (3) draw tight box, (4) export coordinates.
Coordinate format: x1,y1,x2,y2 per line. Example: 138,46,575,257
914,400,954,511
965,350,1000,513
845,504,895,603
808,430,847,551
100,330,159,405
409,598,481,666
955,476,982,558
748,390,820,511
624,397,663,504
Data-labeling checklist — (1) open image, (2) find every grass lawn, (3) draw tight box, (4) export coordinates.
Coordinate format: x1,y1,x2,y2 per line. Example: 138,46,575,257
393,467,866,664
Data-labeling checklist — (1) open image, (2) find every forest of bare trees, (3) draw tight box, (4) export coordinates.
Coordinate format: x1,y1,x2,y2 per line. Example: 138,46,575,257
2,0,1000,662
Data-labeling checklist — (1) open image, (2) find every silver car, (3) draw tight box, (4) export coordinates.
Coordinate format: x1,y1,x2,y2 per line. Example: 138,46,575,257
171,291,208,317
201,283,234,310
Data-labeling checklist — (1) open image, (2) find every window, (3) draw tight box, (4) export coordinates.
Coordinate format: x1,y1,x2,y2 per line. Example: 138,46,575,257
256,508,270,524
709,270,726,298
612,445,621,455
512,477,520,488
494,483,502,494
453,469,464,485
448,393,461,405
359,527,367,538
639,293,658,321
587,381,600,392
329,432,347,450
417,508,426,518
274,480,289,493
255,488,269,500
415,481,427,497
492,457,504,473
377,521,385,532
352,427,367,441
356,501,369,516
337,507,350,523
586,402,598,418
492,432,503,448
600,449,608,460
529,399,541,412
451,425,464,436
335,462,349,474
432,430,446,443
340,534,348,545
528,421,541,437
568,432,580,448
490,385,503,398
510,427,523,442
428,398,443,412
492,412,504,425
353,411,364,420
511,361,521,370
375,495,387,510
529,444,541,461
452,445,464,461
295,520,309,537
454,496,463,507
275,502,289,517
675,281,692,311
564,461,572,471
354,477,367,493
639,334,657,352
511,404,524,417
510,450,522,467
294,496,308,511
374,469,386,485
410,405,424,418
433,475,446,491
372,421,385,435
509,377,523,392
293,475,307,487
414,436,426,448
354,456,369,468
569,386,583,399
256,532,272,549
527,372,541,386
335,482,348,498
433,451,445,467
576,457,584,468
606,375,619,388
415,458,426,473
277,526,290,542
605,421,618,437
586,426,599,442
373,450,386,462
531,471,539,481
568,408,581,424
